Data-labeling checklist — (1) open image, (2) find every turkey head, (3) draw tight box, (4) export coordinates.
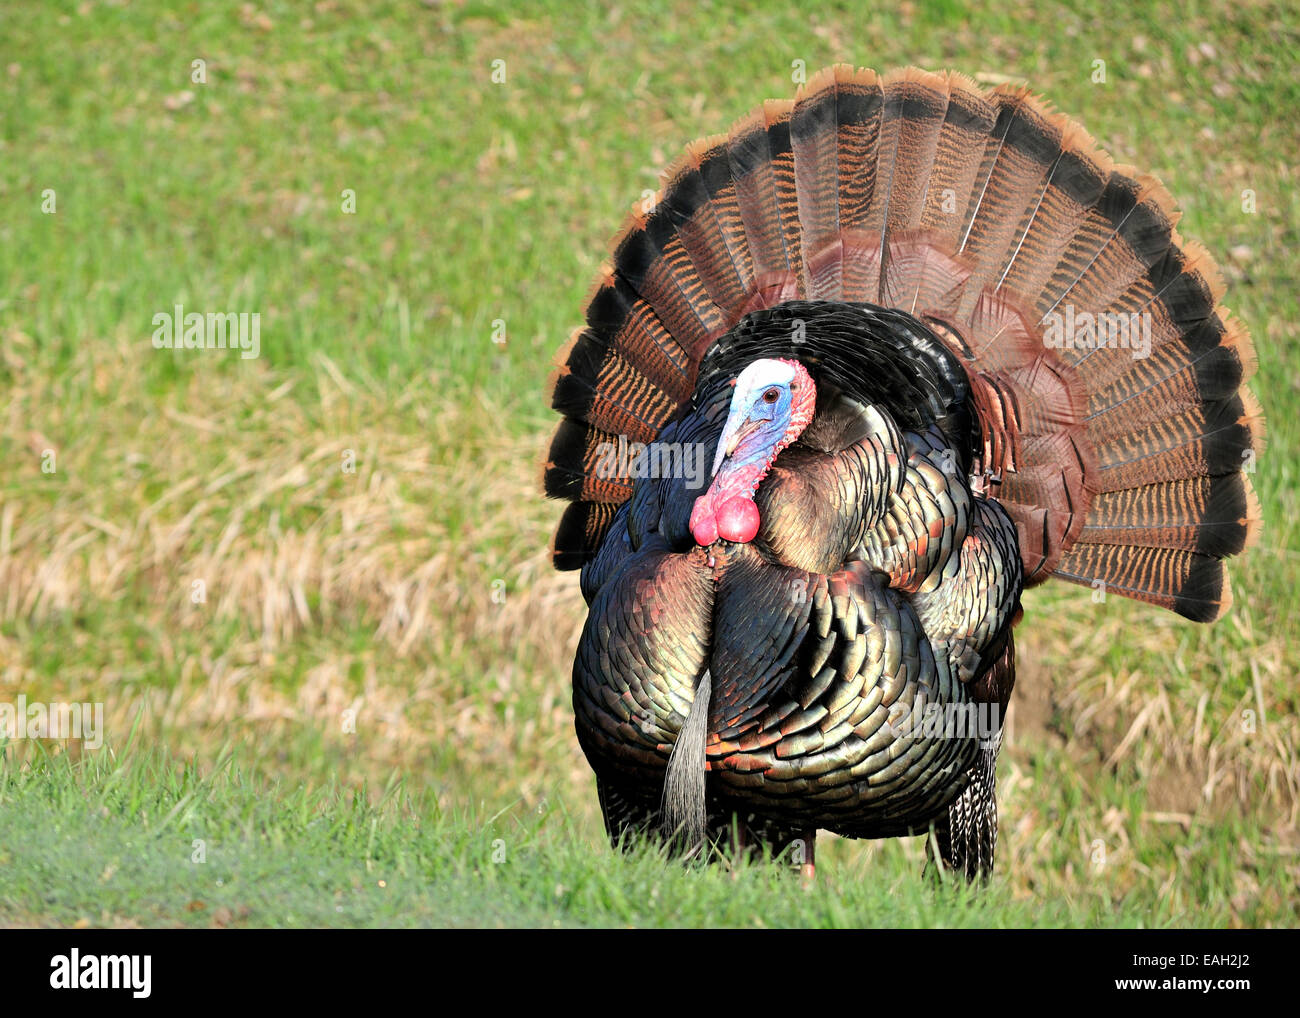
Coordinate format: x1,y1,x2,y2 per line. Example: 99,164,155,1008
688,357,816,548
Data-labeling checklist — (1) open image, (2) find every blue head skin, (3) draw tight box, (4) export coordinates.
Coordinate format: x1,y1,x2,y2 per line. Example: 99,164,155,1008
690,358,816,546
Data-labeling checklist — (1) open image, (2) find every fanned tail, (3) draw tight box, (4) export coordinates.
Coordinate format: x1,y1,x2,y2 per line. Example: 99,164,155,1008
544,65,1261,621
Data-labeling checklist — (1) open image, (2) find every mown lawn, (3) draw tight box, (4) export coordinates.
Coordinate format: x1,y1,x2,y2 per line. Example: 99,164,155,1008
0,0,1296,926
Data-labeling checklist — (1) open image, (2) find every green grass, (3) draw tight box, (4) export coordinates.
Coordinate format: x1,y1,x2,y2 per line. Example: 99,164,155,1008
4,740,1264,928
0,0,1297,926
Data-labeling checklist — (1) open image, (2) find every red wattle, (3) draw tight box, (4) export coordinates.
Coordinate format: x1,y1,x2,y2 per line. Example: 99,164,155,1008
716,497,760,543
690,497,719,547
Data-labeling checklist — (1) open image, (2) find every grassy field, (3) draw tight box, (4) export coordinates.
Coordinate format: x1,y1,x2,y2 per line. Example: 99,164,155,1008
0,0,1296,927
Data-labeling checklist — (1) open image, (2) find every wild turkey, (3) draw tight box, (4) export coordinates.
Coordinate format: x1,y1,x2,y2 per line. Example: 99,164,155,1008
542,66,1262,878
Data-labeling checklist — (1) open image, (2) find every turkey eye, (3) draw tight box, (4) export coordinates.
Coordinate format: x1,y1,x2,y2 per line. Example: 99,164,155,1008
762,388,780,404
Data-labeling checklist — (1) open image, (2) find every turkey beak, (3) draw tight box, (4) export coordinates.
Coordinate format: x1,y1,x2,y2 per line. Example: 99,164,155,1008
711,416,764,477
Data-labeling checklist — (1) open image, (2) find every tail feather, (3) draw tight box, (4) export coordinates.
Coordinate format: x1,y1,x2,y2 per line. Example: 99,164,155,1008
1079,475,1261,557
1041,171,1181,321
996,115,1113,303
727,101,799,282
1036,169,1153,317
682,136,760,318
661,145,740,316
584,274,695,400
543,418,633,503
1055,543,1233,622
831,67,885,240
611,210,721,359
955,88,1065,318
790,66,845,262
1085,341,1250,446
1094,394,1261,491
877,68,951,236
544,65,1260,623
918,71,997,238
550,331,680,443
553,500,622,571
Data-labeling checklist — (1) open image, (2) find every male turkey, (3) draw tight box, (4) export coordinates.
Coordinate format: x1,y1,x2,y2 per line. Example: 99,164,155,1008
542,66,1261,878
